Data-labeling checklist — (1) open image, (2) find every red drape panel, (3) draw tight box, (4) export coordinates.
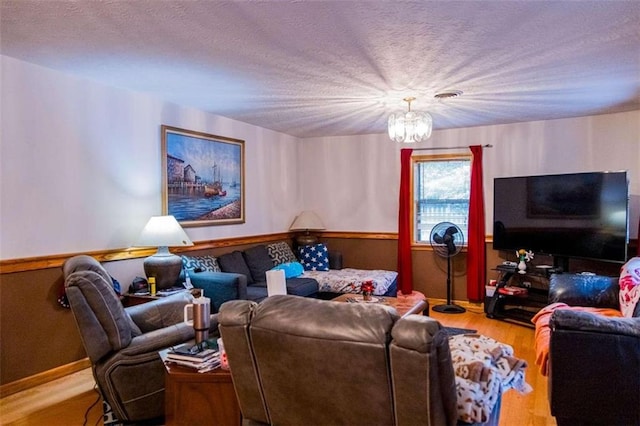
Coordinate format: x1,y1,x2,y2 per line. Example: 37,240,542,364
467,145,486,302
397,148,414,295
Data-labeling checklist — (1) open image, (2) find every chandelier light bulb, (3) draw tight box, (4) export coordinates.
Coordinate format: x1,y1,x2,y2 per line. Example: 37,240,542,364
388,97,432,143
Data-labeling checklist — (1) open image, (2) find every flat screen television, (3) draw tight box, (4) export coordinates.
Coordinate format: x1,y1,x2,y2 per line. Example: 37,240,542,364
493,171,629,263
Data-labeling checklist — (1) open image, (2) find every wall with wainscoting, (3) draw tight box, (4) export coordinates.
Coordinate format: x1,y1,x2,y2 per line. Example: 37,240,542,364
1,55,638,389
1,234,627,390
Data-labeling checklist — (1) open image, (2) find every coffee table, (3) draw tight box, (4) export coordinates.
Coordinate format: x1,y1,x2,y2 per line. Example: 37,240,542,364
159,349,241,426
332,294,428,318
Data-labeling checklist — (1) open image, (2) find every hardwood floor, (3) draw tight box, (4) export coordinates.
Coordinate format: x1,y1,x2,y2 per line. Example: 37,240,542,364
430,303,556,426
0,304,556,425
0,368,102,425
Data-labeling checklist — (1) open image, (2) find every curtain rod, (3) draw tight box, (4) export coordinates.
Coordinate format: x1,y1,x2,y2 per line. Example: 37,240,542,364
411,143,493,152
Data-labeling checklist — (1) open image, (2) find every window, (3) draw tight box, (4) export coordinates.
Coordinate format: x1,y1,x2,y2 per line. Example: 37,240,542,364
413,155,471,244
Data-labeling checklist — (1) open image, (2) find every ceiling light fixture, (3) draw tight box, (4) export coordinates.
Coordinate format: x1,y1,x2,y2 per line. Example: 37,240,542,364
388,97,433,143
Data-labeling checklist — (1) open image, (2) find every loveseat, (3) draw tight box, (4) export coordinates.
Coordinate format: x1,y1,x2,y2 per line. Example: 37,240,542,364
218,295,502,425
183,241,398,309
532,271,640,426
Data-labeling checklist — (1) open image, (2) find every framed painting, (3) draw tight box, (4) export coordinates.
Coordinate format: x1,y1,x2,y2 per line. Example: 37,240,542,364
161,125,245,226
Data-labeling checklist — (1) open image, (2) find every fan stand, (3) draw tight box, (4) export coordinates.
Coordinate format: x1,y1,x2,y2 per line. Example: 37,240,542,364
432,254,466,314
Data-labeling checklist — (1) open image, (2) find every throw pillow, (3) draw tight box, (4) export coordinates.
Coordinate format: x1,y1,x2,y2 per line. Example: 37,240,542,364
218,251,254,284
619,257,640,317
271,262,304,278
298,243,330,271
243,245,275,283
182,255,221,273
267,241,298,265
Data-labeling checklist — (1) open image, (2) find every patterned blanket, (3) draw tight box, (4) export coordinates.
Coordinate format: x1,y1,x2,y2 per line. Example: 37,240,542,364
449,334,532,423
301,268,397,295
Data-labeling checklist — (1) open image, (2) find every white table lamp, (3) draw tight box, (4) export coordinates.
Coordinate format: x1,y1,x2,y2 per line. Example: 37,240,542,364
135,215,193,290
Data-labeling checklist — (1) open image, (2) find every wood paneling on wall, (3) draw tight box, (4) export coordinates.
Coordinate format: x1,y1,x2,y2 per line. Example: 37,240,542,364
0,233,291,386
0,231,632,387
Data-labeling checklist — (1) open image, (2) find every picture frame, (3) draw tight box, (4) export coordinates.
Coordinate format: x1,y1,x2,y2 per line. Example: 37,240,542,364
161,125,245,227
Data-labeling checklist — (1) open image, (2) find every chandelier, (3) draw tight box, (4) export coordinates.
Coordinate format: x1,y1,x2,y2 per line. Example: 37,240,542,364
387,97,433,143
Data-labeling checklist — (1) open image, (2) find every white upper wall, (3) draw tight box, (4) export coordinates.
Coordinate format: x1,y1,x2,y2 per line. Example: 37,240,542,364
301,111,640,237
0,56,303,259
1,55,638,261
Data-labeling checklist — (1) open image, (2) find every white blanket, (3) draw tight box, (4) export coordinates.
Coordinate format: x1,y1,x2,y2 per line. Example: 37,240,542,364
449,334,532,423
301,268,397,295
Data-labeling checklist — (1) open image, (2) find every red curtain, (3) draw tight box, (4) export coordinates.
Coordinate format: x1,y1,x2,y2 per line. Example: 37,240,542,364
466,145,486,302
397,148,414,295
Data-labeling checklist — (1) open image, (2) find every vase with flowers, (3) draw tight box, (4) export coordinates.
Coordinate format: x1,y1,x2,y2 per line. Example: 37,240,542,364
361,280,375,301
516,249,534,274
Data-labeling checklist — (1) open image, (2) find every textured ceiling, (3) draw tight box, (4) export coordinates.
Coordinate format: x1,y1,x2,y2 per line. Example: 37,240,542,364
2,1,639,138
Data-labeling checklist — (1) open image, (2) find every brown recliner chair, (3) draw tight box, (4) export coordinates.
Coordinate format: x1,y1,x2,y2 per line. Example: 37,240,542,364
218,295,500,426
63,255,218,423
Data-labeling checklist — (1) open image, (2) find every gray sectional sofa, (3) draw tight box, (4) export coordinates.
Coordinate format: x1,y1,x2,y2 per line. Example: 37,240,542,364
182,242,343,311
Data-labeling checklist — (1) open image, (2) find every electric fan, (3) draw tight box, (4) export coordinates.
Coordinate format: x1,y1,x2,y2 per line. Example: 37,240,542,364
430,221,466,314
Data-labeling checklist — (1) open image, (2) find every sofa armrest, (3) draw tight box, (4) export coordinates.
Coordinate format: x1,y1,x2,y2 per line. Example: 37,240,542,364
550,309,640,338
548,273,619,308
120,322,197,356
126,292,193,333
329,251,342,270
548,311,640,424
189,271,248,312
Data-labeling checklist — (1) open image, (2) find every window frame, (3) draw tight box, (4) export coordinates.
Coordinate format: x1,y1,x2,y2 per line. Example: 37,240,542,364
410,153,472,250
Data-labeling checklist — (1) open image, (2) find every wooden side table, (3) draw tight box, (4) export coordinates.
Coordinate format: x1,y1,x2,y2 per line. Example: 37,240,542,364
160,351,241,426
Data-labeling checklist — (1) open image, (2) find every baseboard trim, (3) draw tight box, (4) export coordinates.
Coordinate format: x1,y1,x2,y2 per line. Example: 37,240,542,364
0,358,91,398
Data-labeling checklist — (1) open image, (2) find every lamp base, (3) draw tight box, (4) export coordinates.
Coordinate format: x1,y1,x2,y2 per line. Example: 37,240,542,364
295,234,318,246
143,248,183,290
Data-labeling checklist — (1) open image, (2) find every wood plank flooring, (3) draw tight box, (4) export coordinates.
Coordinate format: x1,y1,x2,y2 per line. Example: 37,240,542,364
0,304,556,425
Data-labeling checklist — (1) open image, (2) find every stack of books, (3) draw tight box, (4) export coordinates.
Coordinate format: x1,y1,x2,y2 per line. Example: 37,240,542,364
165,345,221,373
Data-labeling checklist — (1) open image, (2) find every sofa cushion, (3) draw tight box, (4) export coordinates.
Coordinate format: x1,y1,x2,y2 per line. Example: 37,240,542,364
619,257,640,317
267,241,298,265
284,277,319,297
243,245,275,283
246,285,268,303
182,254,221,273
271,262,304,278
298,243,330,271
251,277,319,298
218,251,254,284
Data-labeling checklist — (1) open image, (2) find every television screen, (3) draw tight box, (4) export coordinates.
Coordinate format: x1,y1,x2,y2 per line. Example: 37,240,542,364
493,171,628,263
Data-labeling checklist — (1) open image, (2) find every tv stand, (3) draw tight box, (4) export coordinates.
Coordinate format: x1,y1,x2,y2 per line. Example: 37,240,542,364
553,255,569,273
485,264,553,327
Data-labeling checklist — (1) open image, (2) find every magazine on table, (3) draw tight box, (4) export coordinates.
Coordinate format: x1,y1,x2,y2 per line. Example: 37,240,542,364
167,344,220,363
165,356,221,372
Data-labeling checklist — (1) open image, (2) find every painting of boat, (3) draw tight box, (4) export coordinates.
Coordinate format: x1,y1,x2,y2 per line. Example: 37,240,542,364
204,183,221,197
204,163,224,197
162,125,245,226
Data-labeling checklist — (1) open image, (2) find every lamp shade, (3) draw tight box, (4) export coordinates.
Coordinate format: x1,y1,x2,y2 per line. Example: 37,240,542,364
289,211,325,231
136,215,193,248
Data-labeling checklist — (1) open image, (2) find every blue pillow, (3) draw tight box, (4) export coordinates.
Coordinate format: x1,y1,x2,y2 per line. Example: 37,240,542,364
271,262,304,278
297,244,330,271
